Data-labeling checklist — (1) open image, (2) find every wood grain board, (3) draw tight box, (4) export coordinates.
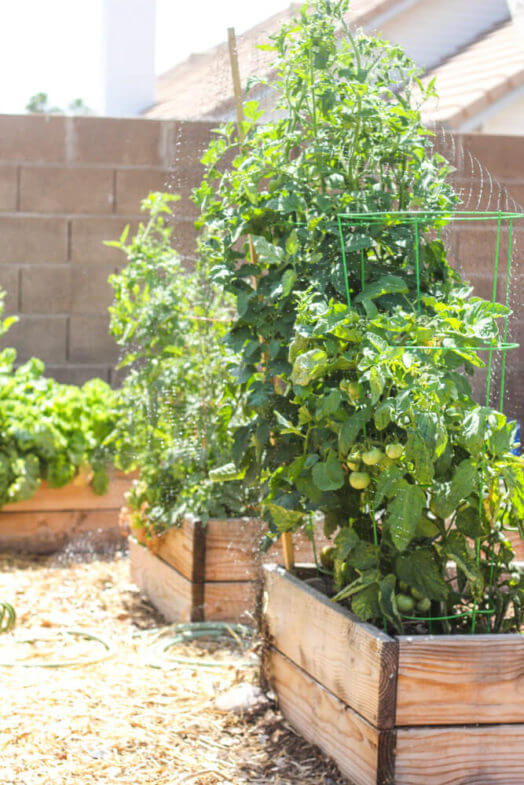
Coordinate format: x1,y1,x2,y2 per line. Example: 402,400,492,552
396,634,524,725
154,517,206,582
129,538,198,622
394,724,524,785
263,565,524,785
130,537,260,622
264,564,398,728
0,509,122,552
1,471,132,512
205,518,264,581
268,648,395,785
204,580,259,622
0,472,132,553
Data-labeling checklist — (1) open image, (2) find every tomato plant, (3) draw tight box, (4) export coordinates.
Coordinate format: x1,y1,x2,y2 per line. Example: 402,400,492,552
196,0,523,633
108,193,257,537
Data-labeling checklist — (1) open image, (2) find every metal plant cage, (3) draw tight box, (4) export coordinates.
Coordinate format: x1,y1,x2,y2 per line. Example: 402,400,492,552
337,210,523,418
336,209,524,633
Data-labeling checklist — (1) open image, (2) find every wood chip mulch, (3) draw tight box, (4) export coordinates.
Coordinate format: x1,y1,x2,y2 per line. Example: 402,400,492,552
0,543,347,785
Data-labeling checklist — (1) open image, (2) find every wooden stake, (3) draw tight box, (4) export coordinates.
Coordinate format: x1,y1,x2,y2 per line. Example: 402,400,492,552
282,532,296,572
227,27,246,142
227,26,256,263
227,27,295,573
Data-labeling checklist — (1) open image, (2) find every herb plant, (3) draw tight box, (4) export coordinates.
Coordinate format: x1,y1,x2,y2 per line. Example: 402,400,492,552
0,292,118,504
195,0,524,633
108,193,256,539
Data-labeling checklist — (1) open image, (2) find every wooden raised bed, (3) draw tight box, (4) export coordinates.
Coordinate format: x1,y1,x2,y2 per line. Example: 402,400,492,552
0,471,132,554
263,564,524,785
130,517,326,623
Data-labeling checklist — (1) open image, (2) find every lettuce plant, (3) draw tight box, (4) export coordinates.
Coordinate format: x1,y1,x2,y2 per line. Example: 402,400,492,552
0,294,118,504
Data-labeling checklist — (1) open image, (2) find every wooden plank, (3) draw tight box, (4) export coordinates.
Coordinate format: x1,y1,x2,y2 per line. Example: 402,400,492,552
204,519,329,582
2,472,132,512
0,509,122,553
205,518,264,581
395,724,524,785
129,538,198,622
204,580,259,623
263,564,398,729
397,634,524,725
268,648,395,785
154,517,206,582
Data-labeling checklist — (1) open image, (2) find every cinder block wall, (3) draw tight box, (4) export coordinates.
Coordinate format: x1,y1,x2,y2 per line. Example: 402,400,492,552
0,114,214,385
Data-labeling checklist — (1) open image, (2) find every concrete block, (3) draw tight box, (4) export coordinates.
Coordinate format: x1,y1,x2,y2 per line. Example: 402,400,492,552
71,264,116,315
169,217,198,259
457,226,512,279
2,315,67,363
45,364,111,385
71,116,165,166
0,266,20,313
0,114,66,163
21,266,72,314
115,168,173,214
68,315,120,364
165,121,215,169
0,165,18,211
70,216,138,264
507,183,524,209
20,165,114,214
0,215,68,264
461,134,524,182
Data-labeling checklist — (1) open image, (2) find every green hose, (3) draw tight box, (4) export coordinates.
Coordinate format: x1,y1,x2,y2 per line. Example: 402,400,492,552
144,621,257,670
0,629,113,668
0,601,16,634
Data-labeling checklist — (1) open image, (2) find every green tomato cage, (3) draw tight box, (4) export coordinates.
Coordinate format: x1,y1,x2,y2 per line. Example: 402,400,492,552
336,209,524,632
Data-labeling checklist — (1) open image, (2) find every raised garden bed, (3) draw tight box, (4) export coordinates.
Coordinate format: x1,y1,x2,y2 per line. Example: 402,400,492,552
0,471,133,554
263,564,524,785
130,517,326,623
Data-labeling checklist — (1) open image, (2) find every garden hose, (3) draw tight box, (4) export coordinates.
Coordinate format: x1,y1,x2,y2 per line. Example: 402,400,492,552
0,601,16,633
0,629,113,668
144,621,258,670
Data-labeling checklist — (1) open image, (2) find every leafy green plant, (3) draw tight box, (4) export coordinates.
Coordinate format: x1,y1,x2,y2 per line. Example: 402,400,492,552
108,192,256,538
195,0,523,633
0,293,118,504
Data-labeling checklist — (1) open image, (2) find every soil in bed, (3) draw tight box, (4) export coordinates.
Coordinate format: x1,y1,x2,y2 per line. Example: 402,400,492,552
0,541,347,785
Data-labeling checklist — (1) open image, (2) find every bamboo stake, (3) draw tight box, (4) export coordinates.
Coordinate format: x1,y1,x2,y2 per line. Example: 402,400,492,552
227,27,295,573
227,27,256,264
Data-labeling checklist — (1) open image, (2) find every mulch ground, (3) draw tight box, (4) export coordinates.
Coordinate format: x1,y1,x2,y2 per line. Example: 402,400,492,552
0,542,347,785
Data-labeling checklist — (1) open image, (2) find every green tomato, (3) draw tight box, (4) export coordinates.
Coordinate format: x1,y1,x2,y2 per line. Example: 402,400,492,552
362,448,383,466
399,580,409,593
349,471,370,490
379,456,394,469
410,587,425,601
338,561,350,583
347,460,360,471
319,545,336,571
396,594,415,613
416,597,431,614
385,443,404,460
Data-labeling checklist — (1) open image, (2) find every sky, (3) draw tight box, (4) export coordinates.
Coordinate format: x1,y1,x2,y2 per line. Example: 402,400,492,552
0,0,290,115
